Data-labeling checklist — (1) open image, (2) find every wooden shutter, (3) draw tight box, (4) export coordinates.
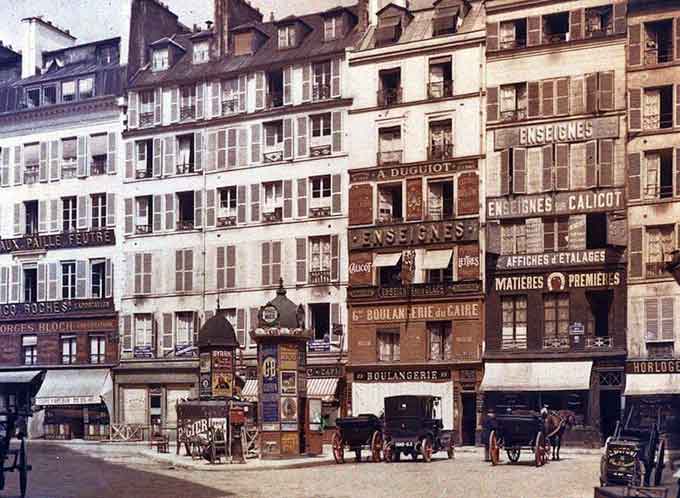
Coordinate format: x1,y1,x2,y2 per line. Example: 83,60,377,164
107,132,117,174
250,184,260,222
629,227,643,278
237,185,246,223
645,299,659,341
106,193,116,226
283,66,292,105
153,138,162,177
39,141,48,182
283,180,293,219
598,72,614,111
105,259,113,298
297,178,308,218
331,174,342,214
527,82,540,118
297,116,308,157
296,238,307,284
487,87,499,122
629,24,642,66
283,118,293,159
38,200,48,234
0,267,7,304
154,88,162,124
487,22,499,51
77,195,89,229
628,152,642,201
184,249,194,291
205,131,217,172
255,72,265,110
175,249,185,292
541,80,554,117
331,58,341,97
143,253,152,294
128,91,138,129
500,149,510,195
585,73,598,114
348,184,372,225
238,74,247,112
194,131,203,172
661,298,675,340
613,2,627,34
13,145,22,186
676,18,680,61
162,313,173,354
272,241,281,284
237,128,248,167
216,246,226,290
194,190,203,228
676,148,680,197
165,193,175,231
675,84,680,128
556,78,569,115
77,135,88,178
134,253,143,295
331,235,339,281
164,136,175,176
49,140,60,182
124,198,134,235
211,81,221,118
206,189,216,228
599,140,614,187
332,111,343,153
513,148,527,194
226,129,237,169
0,147,9,186
629,88,642,132
569,9,583,41
124,141,134,180
50,199,59,233
525,218,543,254
37,262,47,301
261,242,271,286
542,145,554,191
330,303,341,342
153,194,163,232
543,218,555,252
302,63,311,102
122,315,132,352
570,76,584,116
13,203,23,236
196,82,204,120
226,245,236,288
570,143,586,189
251,123,262,163
585,140,598,188
76,260,87,298
527,16,541,47
569,215,587,250
9,265,20,303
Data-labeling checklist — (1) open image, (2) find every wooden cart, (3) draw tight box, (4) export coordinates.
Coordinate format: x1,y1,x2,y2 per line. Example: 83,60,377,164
332,414,383,463
489,411,547,467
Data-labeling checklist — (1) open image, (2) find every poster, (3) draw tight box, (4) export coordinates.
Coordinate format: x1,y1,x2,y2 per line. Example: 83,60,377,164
212,372,233,397
280,396,298,422
261,344,278,394
281,432,299,454
280,371,297,395
199,353,211,373
309,398,322,432
199,373,212,397
279,345,298,369
212,350,233,369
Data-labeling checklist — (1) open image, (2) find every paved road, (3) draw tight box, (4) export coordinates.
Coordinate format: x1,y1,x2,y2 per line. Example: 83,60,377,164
5,442,678,498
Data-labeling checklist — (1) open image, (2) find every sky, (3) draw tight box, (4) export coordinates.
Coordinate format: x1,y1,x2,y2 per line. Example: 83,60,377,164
0,0,355,53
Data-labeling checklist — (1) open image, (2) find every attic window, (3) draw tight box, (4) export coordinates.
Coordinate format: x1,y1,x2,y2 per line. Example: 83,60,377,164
152,48,169,71
433,7,459,36
97,45,119,65
376,16,401,46
193,41,209,64
234,32,253,56
278,25,297,49
324,16,343,41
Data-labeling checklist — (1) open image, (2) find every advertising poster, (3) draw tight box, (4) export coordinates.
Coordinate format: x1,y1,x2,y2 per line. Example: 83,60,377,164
199,373,212,397
212,372,233,397
309,398,322,432
199,353,211,373
279,345,298,369
280,396,298,422
280,371,297,395
281,432,299,453
261,344,278,394
212,350,233,369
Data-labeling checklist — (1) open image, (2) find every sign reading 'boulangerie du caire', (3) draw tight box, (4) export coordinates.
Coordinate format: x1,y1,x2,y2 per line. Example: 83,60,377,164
349,219,479,251
494,116,619,150
0,229,115,254
487,189,624,219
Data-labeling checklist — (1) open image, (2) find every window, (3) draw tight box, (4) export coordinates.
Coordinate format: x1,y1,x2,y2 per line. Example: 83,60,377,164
377,330,400,362
500,83,527,121
266,70,284,108
646,225,675,278
585,6,613,37
432,6,459,36
311,175,331,199
499,19,527,49
175,312,194,347
311,113,331,138
218,186,237,219
324,16,342,41
22,336,37,366
378,127,402,165
61,81,76,102
61,335,77,364
24,144,39,184
78,77,94,99
543,217,569,252
175,249,194,292
643,86,674,130
180,86,196,120
90,260,106,299
543,12,570,43
428,57,453,98
152,48,169,71
377,183,403,222
501,296,527,349
376,15,402,46
22,267,37,303
586,213,607,249
62,197,77,232
176,134,195,174
97,44,119,64
222,78,239,114
644,150,675,199
193,41,209,64
644,20,674,65
26,87,41,108
134,314,153,350
428,321,452,361
135,196,152,234
426,255,454,284
264,121,283,148
501,223,527,255
140,90,154,126
61,262,76,299
176,191,195,230
586,292,611,338
90,335,106,364
428,119,453,160
135,140,153,178
43,85,57,105
263,182,283,212
24,200,39,234
309,303,330,340
62,137,77,178
91,193,107,229
313,61,332,100
278,25,297,49
310,236,331,276
427,179,454,220
544,293,569,340
378,68,401,106
645,297,675,344
377,254,402,286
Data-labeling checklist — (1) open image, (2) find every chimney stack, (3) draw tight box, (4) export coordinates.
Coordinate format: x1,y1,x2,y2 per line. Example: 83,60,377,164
357,0,370,30
213,0,263,57
21,17,76,78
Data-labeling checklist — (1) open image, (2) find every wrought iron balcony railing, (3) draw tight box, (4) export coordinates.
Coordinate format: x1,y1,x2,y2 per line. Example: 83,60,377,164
377,150,403,165
428,144,454,161
377,87,402,107
543,336,570,350
309,269,331,284
427,81,453,99
585,336,614,349
312,84,332,101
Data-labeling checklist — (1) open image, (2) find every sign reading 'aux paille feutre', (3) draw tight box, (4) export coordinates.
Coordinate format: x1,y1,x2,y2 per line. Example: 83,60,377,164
349,219,478,251
494,116,619,150
487,189,624,219
0,229,115,254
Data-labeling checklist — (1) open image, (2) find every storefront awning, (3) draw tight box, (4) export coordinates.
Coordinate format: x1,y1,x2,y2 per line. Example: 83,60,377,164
480,361,593,392
624,374,680,396
421,249,453,270
241,379,258,401
374,252,402,267
35,369,113,414
0,371,42,384
307,378,339,402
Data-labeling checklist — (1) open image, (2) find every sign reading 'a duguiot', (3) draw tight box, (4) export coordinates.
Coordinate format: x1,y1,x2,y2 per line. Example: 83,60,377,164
496,249,608,270
487,189,624,219
349,219,479,251
354,367,451,382
0,298,114,321
626,359,680,374
494,271,622,292
494,116,619,150
0,229,115,254
349,159,476,183
351,301,480,323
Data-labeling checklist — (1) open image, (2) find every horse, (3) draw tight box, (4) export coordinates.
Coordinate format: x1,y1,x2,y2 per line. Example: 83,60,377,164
543,410,576,461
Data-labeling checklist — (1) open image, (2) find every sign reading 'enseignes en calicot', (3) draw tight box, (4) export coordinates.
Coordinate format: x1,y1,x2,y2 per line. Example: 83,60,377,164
349,219,478,251
487,189,624,219
494,271,622,292
0,229,115,254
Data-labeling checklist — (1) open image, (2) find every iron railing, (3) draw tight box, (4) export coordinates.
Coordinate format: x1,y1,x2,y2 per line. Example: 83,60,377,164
377,150,403,165
427,81,453,99
377,87,402,106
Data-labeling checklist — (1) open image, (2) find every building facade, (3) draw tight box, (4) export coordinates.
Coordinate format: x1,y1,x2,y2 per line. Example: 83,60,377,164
346,0,486,445
481,0,629,445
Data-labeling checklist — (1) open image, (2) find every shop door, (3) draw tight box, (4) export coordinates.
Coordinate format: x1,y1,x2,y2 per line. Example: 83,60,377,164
461,393,476,446
71,408,85,438
600,391,620,443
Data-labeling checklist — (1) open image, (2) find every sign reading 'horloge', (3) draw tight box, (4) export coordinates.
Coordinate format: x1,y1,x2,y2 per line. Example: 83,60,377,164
349,219,479,250
0,229,115,254
494,116,619,150
626,359,680,374
487,189,624,219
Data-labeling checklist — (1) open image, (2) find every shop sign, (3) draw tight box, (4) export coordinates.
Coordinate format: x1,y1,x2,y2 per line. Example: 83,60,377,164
0,228,115,254
351,301,480,324
496,249,607,270
487,189,624,220
457,244,480,281
349,159,476,183
177,417,227,440
261,423,280,432
354,367,451,383
494,271,622,292
569,322,585,335
38,395,99,406
308,339,331,353
0,298,114,321
494,116,619,150
306,365,342,378
252,327,313,339
626,359,680,374
134,345,154,359
349,252,373,286
349,219,479,251
0,317,117,335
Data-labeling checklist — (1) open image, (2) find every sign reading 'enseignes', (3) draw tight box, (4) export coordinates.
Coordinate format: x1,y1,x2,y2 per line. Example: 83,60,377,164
349,219,479,251
0,298,114,321
487,189,624,219
496,249,608,270
0,229,115,254
494,116,619,150
354,367,451,383
626,359,680,374
349,159,476,183
494,271,622,292
351,301,480,324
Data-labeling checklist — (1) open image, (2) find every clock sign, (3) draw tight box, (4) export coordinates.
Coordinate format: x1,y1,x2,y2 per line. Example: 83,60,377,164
261,304,279,325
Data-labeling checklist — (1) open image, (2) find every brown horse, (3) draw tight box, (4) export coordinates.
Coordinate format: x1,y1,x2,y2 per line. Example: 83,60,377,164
543,410,576,461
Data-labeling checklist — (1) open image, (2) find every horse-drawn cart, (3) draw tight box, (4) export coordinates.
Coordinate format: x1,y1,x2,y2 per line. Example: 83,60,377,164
332,414,383,463
489,411,548,467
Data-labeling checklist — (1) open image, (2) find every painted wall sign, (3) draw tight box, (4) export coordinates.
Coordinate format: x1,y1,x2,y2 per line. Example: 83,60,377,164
349,219,479,251
0,298,114,321
626,359,680,374
494,271,622,292
349,252,373,286
354,367,451,383
350,301,480,324
487,189,624,219
349,159,477,183
494,116,619,150
0,317,117,335
306,366,343,378
457,172,479,216
252,328,313,339
496,249,608,270
406,178,423,221
0,228,115,254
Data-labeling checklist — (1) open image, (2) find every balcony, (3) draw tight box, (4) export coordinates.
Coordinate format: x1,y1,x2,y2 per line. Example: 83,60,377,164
136,170,152,179
646,261,669,279
377,87,402,107
428,144,454,161
585,336,614,349
543,336,570,350
377,150,403,165
427,81,453,99
176,163,194,175
90,158,106,176
309,269,331,284
217,215,236,227
222,98,238,115
500,109,527,122
180,105,195,121
135,224,151,235
262,208,282,223
62,159,77,179
139,112,154,128
643,113,674,130
312,84,331,101
266,92,284,109
176,220,195,231
499,39,526,50
645,46,674,65
24,164,39,184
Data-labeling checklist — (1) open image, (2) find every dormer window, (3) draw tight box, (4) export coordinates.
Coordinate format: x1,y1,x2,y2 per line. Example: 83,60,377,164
433,6,460,36
193,41,209,64
324,16,343,41
152,48,169,71
62,81,76,102
278,25,296,49
79,77,94,100
376,16,402,46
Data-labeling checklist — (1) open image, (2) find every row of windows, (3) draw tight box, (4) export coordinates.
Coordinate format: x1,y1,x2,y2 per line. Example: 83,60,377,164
21,334,106,366
376,321,459,362
24,76,95,109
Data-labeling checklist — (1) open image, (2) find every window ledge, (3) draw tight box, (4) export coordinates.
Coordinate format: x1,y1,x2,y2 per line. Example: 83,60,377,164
628,60,680,73
629,126,680,139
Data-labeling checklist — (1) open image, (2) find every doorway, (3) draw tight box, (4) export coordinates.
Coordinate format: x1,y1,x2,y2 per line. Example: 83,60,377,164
600,390,621,443
461,393,476,446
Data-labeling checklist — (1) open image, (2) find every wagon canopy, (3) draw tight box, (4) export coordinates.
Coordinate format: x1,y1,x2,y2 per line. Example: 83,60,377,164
480,361,593,392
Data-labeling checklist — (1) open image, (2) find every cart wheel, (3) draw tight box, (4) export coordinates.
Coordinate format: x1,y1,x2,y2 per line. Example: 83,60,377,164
371,431,383,463
534,432,545,467
332,431,345,464
489,430,500,466
506,449,520,463
421,438,433,463
383,442,394,463
654,439,665,486
19,439,27,498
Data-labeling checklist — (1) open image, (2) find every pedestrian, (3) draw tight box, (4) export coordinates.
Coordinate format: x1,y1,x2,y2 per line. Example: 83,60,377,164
482,409,498,462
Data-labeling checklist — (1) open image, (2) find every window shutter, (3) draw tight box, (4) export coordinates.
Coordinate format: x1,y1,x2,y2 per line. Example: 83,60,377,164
48,262,60,300
513,148,527,194
628,24,641,67
128,91,138,128
272,241,282,284
569,9,583,41
107,132,117,174
661,298,674,341
39,200,48,234
227,128,237,169
613,2,627,34
331,111,343,153
255,71,265,110
238,74,247,112
165,193,175,231
77,195,89,229
675,84,680,128
331,58,341,97
76,260,87,298
122,315,132,352
13,145,22,186
500,149,511,196
211,81,221,118
598,72,614,111
39,141,48,182
9,265,20,303
525,218,543,254
124,141,134,180
331,235,340,281
543,218,555,252
153,138,162,177
331,173,342,214
237,185,246,223
49,140,60,182
162,313,173,354
297,178,308,218
164,136,175,176
570,143,586,189
297,116,308,157
676,148,680,197
251,123,262,163
283,118,293,159
302,63,311,102
283,180,293,219
568,215,587,250
194,190,203,228
124,198,134,235
237,128,248,167
37,262,47,302
676,18,680,61
331,303,341,342
154,88,162,124
226,245,236,288
283,66,292,105
628,152,641,201
216,246,226,290
556,78,569,115
599,140,614,187
206,189,216,228
527,82,540,118
13,203,22,236
143,253,152,294
105,259,113,298
194,131,203,172
487,22,499,52
296,238,307,284
585,73,598,113
216,129,226,170
77,135,88,178
541,80,554,117
184,249,194,291
0,267,7,304
629,227,643,278
570,76,584,116
487,87,499,122
0,147,9,186
153,194,163,232
236,309,246,348
250,184,260,222
196,82,204,120
206,131,217,172
542,144,554,191
106,193,116,227
262,242,271,286
50,199,59,233
527,16,541,47
629,88,642,132
645,299,659,341
134,253,142,295
585,140,598,188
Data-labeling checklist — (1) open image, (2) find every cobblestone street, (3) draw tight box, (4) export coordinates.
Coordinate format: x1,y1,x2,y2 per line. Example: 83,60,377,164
4,442,678,498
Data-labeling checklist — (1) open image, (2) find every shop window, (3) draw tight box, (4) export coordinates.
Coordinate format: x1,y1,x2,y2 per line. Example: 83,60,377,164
91,193,107,229
428,321,452,361
543,217,569,252
89,134,107,175
499,19,527,49
264,120,284,150
62,197,77,232
175,312,194,348
192,41,209,64
61,262,76,299
22,336,37,366
428,119,453,160
586,291,611,338
644,20,674,65
378,126,402,165
428,57,453,99
501,223,527,255
377,329,400,362
266,69,284,108
61,335,77,364
135,139,153,178
180,86,196,121
152,48,169,71
43,85,57,105
24,144,39,184
176,134,195,174
378,68,401,106
218,186,237,220
501,296,527,349
585,5,613,37
309,236,331,284
62,137,78,178
90,335,106,364
135,195,152,234
24,200,39,234
176,191,195,230
90,260,106,299
377,183,403,223
278,25,297,49
61,81,76,102
543,12,569,43
586,213,607,249
313,61,331,100
427,179,454,220
643,86,674,130
644,149,674,199
26,87,41,108
543,293,569,343
500,83,527,121
134,314,154,353
78,77,94,100
309,303,330,340
646,225,675,278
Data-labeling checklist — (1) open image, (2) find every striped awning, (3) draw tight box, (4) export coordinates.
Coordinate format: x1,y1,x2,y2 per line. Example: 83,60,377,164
241,379,258,400
307,377,339,402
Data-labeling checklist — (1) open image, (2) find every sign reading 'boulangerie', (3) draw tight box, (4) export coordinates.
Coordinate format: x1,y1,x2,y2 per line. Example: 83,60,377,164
351,302,480,323
487,189,624,219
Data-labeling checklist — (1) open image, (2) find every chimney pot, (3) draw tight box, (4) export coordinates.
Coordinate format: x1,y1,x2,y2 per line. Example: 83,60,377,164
206,20,213,30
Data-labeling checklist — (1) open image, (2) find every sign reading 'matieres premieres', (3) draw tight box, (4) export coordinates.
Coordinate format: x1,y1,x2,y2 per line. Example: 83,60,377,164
494,271,622,292
0,298,114,321
354,367,451,383
496,249,607,270
626,359,680,374
0,229,115,254
494,116,619,150
487,189,624,219
349,219,478,251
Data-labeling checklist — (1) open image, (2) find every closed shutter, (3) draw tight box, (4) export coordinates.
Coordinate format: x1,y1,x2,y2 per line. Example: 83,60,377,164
134,253,143,295
251,123,262,163
37,262,47,301
13,203,23,236
184,249,194,291
542,144,554,191
153,194,163,232
676,84,680,128
164,136,175,176
569,9,583,41
525,218,543,254
527,16,541,47
676,148,680,197
500,149,510,196
107,132,117,174
543,218,555,252
122,315,132,352
143,253,152,294
585,140,598,188
527,147,542,194
13,145,22,186
331,235,339,281
661,298,675,340
297,178,308,218
226,245,236,288
629,227,643,278
568,215,587,250
77,135,88,178
628,24,641,66
206,189,216,228
486,21,500,51
237,185,246,223
211,81,221,118
645,299,658,341
283,118,293,159
585,73,598,113
331,174,342,214
0,267,7,304
613,2,626,34
39,200,48,233
50,199,59,233
598,71,614,111
556,78,569,115
255,72,265,110
238,74,247,112
250,184,260,222
599,140,614,187
302,63,312,102
262,242,271,286
105,259,113,298
162,313,173,355
331,58,341,97
237,128,248,167
194,190,203,228
128,91,138,129
196,81,204,120
125,141,134,180
348,183,372,225
513,148,527,194
165,193,175,231
676,18,680,61
77,195,89,229
570,76,584,115
154,88,162,124
0,147,9,186
332,111,342,153
124,198,134,235
49,140,60,182
206,131,217,172
217,130,227,170
104,193,115,227
39,141,48,182
487,87,499,122
283,66,292,105
194,131,203,172
527,82,540,118
570,143,587,189
76,260,87,298
283,180,293,219
47,262,59,300
297,116,308,157
628,152,642,201
296,238,307,283
541,80,554,117
153,138,162,177
9,265,20,303
216,246,226,290
272,241,282,284
227,128,237,168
